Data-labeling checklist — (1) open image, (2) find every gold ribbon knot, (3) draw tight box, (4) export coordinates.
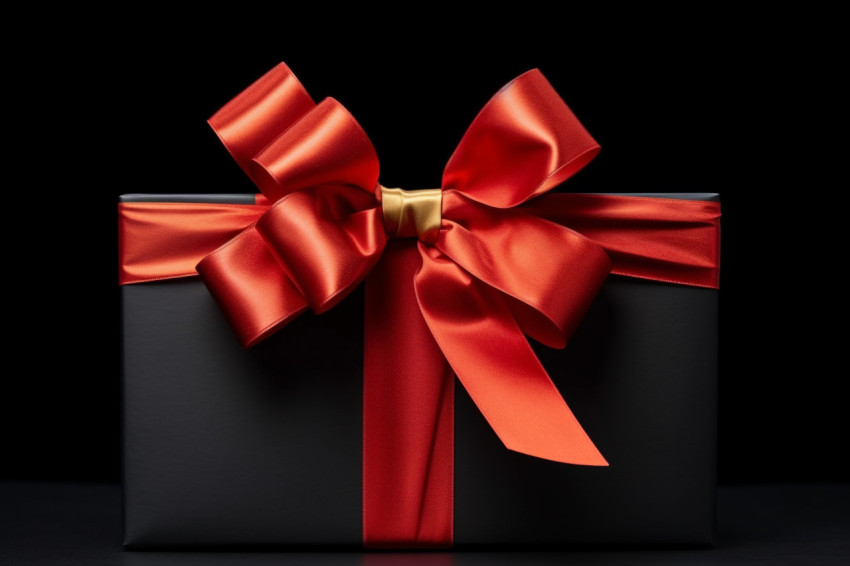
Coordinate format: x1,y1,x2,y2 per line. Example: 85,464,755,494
380,185,442,244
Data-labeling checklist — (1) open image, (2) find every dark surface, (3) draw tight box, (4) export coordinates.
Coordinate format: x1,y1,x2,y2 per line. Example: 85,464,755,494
2,482,848,564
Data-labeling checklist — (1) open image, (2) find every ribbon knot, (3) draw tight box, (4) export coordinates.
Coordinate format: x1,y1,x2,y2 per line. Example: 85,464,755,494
379,185,442,243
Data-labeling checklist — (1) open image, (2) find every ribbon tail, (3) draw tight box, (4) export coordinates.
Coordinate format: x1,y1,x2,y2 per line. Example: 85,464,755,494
363,240,454,548
415,246,607,466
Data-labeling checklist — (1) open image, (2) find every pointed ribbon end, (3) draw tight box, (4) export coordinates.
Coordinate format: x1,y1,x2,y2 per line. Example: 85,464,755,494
505,437,609,467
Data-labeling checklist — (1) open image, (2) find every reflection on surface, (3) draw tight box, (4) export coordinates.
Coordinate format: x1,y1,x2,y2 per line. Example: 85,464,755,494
119,552,458,566
5,483,850,566
362,554,455,566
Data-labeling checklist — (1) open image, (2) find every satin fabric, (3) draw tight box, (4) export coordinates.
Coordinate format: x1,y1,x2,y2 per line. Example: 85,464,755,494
117,62,720,548
118,200,268,285
118,195,719,290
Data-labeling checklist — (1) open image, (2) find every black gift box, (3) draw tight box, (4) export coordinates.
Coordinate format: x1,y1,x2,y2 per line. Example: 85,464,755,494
121,193,719,548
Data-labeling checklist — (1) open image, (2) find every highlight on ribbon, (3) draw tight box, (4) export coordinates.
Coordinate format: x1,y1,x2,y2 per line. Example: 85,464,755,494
118,61,720,547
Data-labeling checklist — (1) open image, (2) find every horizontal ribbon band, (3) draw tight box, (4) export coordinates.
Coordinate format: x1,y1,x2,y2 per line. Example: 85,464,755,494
119,194,719,288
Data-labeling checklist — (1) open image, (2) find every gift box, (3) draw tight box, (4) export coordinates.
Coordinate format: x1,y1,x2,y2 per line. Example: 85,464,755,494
119,63,721,548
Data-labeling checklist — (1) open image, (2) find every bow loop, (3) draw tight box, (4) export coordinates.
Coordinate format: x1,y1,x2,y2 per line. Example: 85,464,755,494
208,62,315,182
256,187,386,313
250,98,381,202
200,70,385,345
437,192,611,349
442,69,600,208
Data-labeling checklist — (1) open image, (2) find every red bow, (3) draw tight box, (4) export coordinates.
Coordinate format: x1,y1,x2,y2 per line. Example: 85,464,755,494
118,62,720,546
197,62,610,468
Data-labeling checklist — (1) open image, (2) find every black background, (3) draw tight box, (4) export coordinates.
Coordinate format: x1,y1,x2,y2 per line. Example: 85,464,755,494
4,13,843,486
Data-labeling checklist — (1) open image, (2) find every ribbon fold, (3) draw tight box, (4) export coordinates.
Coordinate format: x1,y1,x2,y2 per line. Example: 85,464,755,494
118,62,720,548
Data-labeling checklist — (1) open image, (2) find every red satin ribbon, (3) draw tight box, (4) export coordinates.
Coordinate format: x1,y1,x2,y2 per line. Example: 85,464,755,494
117,62,720,548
